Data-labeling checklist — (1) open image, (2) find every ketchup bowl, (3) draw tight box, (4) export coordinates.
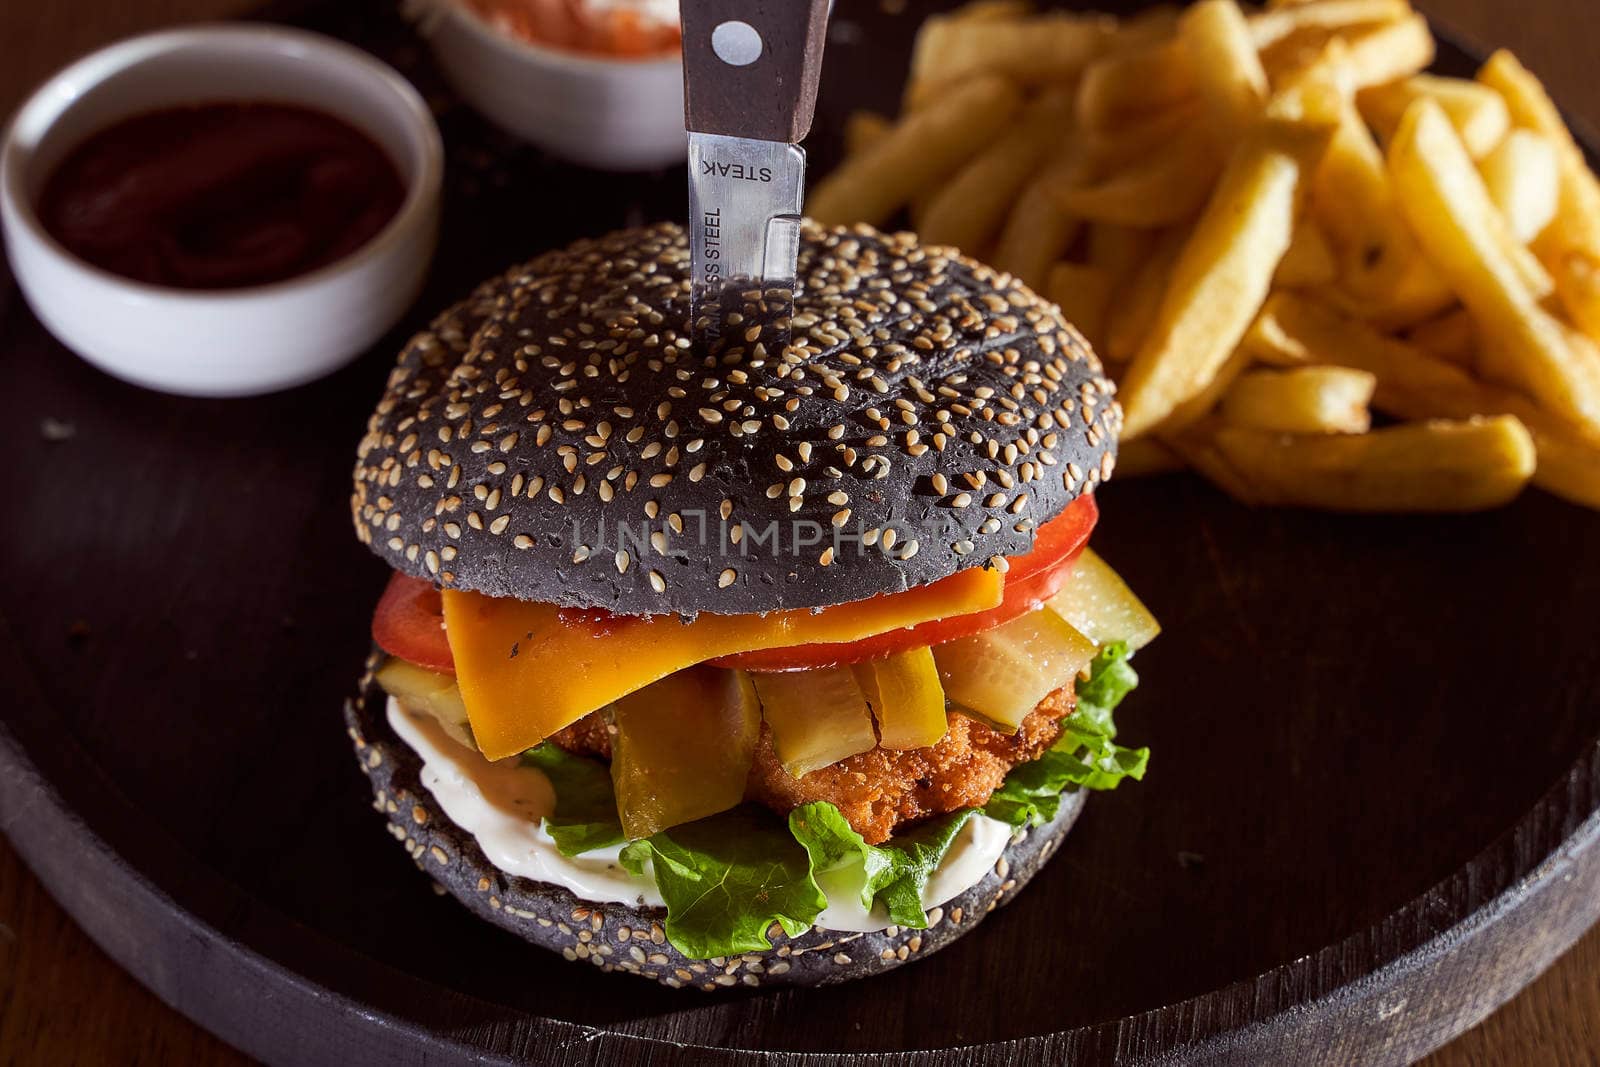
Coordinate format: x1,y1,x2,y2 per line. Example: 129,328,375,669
0,25,443,397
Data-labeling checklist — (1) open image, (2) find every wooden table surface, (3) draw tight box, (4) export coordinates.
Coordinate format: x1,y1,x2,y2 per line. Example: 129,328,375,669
1,1,1597,1063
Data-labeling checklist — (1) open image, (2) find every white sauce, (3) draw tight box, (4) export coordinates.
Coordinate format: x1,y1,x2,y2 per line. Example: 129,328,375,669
388,699,663,908
578,0,679,29
387,696,1015,932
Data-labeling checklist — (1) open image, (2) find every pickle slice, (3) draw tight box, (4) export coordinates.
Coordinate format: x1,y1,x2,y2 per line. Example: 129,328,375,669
375,657,474,749
751,667,878,778
1045,548,1161,651
851,648,948,750
611,667,760,840
933,608,1098,732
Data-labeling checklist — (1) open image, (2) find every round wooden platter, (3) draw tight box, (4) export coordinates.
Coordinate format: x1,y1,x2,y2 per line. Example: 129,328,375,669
2,0,1598,1063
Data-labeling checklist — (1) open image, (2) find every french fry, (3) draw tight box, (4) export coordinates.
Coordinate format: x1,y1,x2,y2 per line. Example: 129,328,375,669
1049,122,1223,227
1115,438,1187,478
1309,94,1454,327
1479,129,1561,244
1524,431,1600,510
1180,0,1270,141
905,13,1115,110
1268,14,1434,93
919,87,1076,257
1248,292,1600,509
1118,118,1328,438
809,76,1024,228
950,0,1036,24
1104,227,1186,365
1359,75,1510,159
1406,308,1480,366
1241,302,1311,368
1387,99,1600,431
1083,102,1202,172
992,153,1095,293
1197,416,1536,513
843,111,892,159
1274,218,1338,288
1162,346,1254,431
1077,38,1196,131
1247,292,1506,409
1247,0,1410,51
1219,366,1375,434
1047,263,1115,350
1479,50,1600,340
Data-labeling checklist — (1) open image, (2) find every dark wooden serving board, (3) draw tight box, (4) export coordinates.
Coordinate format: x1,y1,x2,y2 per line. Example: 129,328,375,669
2,1,1598,1063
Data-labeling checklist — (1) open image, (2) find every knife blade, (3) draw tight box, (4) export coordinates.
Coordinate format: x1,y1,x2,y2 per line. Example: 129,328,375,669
680,0,832,359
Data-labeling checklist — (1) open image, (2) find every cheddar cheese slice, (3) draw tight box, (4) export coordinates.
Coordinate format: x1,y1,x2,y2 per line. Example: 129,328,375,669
442,568,1004,760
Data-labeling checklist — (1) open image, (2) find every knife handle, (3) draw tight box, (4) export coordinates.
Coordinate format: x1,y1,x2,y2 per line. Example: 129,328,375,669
680,0,832,144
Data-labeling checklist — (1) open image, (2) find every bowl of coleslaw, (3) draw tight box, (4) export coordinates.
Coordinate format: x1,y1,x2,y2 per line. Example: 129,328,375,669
411,0,685,171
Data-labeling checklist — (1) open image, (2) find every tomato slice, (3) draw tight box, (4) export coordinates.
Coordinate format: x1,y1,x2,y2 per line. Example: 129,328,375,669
372,571,453,673
372,494,1099,676
712,495,1098,671
1000,493,1097,586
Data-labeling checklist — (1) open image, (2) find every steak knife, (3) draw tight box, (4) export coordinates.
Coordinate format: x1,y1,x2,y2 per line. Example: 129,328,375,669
681,0,832,357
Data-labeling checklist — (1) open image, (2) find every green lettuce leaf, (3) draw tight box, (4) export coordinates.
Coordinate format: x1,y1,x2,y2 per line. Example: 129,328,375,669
522,744,626,856
619,806,825,958
788,802,975,930
983,641,1150,828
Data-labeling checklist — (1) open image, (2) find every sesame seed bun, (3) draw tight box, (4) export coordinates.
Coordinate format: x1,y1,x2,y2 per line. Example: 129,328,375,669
344,662,1087,989
352,222,1120,615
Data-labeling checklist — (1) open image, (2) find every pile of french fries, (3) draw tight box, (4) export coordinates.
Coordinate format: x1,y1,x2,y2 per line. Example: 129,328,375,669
808,0,1600,513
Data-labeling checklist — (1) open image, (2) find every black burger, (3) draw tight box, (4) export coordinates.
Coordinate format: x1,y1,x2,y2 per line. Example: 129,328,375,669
346,222,1159,989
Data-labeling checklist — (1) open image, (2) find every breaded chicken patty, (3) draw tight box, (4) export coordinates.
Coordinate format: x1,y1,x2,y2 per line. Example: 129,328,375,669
549,686,1076,844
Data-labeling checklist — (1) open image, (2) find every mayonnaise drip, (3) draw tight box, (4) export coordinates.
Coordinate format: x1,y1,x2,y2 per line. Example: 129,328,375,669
387,697,1015,931
388,699,662,908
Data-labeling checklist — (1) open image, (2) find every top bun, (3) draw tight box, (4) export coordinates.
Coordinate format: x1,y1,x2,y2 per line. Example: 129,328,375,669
352,222,1121,615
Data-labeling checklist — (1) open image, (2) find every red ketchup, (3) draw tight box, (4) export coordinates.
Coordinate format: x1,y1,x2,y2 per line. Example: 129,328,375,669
38,102,405,290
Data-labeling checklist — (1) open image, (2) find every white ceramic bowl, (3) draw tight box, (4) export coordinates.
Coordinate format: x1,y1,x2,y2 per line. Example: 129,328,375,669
421,1,685,171
0,25,443,397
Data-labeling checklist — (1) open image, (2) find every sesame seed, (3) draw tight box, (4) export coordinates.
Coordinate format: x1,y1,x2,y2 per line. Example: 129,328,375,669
718,568,736,588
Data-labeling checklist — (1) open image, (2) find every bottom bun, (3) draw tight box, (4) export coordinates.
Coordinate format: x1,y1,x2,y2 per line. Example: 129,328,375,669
345,659,1087,990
